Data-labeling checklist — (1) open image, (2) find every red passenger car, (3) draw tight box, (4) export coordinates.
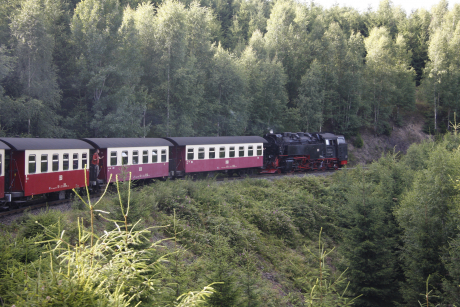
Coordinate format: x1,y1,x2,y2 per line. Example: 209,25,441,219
0,141,9,199
0,138,93,200
165,136,267,177
82,138,173,183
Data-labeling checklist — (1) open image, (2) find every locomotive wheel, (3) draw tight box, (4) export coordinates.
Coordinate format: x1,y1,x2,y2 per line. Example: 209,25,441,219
321,165,326,171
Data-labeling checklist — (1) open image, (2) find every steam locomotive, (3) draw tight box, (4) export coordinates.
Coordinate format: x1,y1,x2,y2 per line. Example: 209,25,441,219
262,132,348,173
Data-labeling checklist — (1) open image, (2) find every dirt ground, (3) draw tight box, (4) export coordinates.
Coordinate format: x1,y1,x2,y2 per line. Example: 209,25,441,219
347,115,431,165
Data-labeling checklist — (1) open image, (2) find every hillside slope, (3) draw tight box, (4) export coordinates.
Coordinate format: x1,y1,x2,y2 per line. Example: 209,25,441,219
348,115,430,165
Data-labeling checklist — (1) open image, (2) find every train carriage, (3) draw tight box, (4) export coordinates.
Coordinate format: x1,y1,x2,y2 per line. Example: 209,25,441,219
0,141,9,199
0,138,93,200
165,136,267,177
82,138,173,183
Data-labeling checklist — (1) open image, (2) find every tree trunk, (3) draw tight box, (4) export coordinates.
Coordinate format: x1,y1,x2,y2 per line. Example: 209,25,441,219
434,83,437,132
167,46,171,137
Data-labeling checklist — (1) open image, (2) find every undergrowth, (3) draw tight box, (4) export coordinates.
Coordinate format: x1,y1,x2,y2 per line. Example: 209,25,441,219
0,172,356,306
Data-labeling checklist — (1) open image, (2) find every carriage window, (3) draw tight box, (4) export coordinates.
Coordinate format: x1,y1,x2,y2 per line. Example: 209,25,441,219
110,152,117,166
150,150,157,163
187,148,194,160
143,150,148,163
257,145,262,156
63,154,69,171
239,146,245,157
219,147,225,158
248,146,254,157
82,153,88,169
161,149,167,162
73,154,79,170
132,151,139,165
209,147,215,159
122,151,128,165
28,155,36,174
198,148,205,159
52,154,59,172
229,147,235,158
41,154,48,173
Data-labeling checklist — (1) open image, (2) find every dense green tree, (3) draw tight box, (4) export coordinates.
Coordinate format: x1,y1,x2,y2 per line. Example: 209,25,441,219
202,44,247,136
395,138,460,305
363,27,414,135
205,235,241,307
264,0,315,106
339,158,407,306
397,8,430,85
297,59,324,132
296,24,365,135
240,43,288,135
71,0,124,137
420,3,460,133
9,0,62,137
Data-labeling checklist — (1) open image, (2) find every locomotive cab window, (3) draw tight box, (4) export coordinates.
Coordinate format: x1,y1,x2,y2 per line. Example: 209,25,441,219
209,147,215,159
63,154,69,171
133,151,139,165
257,145,262,156
187,148,194,160
229,147,235,158
52,154,59,172
41,154,48,173
143,150,148,163
73,154,79,170
122,151,128,165
219,147,225,158
239,146,245,157
152,150,158,163
110,152,117,166
198,148,205,160
161,149,167,162
325,140,330,146
82,153,88,169
29,155,36,174
248,146,253,156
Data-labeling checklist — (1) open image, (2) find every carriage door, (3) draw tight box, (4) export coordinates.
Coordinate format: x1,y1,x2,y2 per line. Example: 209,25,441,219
325,139,335,158
4,150,10,192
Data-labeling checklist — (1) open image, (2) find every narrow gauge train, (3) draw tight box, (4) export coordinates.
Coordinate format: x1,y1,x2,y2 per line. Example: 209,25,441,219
0,133,347,208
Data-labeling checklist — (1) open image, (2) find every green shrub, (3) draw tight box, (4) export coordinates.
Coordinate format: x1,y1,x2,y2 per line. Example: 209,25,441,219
354,133,364,148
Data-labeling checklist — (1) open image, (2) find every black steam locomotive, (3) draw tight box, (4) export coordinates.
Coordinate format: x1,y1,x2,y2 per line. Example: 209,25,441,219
262,132,348,173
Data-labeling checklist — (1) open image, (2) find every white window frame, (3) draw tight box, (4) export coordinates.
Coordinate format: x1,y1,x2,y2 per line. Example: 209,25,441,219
184,143,264,160
106,147,169,166
25,149,90,174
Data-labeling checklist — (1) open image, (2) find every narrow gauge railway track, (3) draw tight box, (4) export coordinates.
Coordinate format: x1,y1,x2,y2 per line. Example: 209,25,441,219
0,170,336,222
0,191,104,219
214,169,336,182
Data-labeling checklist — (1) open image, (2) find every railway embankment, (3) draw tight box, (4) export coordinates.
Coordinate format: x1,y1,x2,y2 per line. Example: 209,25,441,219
347,114,430,165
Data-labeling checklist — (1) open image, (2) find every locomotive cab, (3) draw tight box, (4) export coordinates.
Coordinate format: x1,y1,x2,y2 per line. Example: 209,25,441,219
337,136,348,166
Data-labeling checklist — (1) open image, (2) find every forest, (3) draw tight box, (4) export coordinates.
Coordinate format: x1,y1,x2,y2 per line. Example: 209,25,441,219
0,0,459,138
1,135,460,306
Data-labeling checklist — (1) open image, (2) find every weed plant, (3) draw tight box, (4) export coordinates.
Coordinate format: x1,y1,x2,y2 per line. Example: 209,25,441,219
1,170,361,306
0,172,215,306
